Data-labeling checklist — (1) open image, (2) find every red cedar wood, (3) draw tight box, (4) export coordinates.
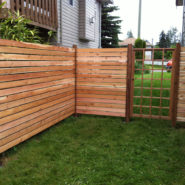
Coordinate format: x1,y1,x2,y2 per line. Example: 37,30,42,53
73,45,78,117
126,44,132,122
132,48,175,120
171,43,181,127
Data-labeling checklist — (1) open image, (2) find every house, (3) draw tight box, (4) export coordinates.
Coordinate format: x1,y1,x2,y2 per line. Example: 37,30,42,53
119,38,153,60
0,0,108,48
176,0,184,46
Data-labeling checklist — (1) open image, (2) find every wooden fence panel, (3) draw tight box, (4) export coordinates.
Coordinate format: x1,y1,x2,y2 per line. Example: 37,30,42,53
76,48,128,117
177,46,185,122
0,39,75,153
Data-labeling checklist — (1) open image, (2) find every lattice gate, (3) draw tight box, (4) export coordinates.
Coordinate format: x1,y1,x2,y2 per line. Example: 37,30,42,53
130,47,176,121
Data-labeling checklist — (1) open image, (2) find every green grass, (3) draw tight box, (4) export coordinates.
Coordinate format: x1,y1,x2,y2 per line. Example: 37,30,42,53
0,115,185,185
133,72,171,116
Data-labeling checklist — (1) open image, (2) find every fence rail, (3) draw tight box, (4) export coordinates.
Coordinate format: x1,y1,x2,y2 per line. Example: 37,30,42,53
0,0,58,31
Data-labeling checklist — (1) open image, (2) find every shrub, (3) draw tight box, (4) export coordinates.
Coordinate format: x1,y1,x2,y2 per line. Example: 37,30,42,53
135,62,150,74
0,11,41,43
134,38,146,59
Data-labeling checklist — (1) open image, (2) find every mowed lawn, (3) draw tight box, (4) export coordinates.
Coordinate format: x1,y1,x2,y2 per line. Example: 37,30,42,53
0,115,185,185
133,72,172,116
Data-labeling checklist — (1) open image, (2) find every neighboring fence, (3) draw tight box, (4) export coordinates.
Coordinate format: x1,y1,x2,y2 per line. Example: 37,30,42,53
177,45,185,122
0,39,75,153
76,48,128,117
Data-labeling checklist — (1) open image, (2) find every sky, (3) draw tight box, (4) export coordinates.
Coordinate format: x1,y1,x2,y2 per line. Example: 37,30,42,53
112,0,183,44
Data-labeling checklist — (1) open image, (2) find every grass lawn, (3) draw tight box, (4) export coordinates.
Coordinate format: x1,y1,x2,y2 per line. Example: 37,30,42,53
133,72,172,116
0,115,185,185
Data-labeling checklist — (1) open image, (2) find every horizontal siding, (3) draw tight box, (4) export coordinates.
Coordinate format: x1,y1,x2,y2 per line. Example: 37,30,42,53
57,0,101,48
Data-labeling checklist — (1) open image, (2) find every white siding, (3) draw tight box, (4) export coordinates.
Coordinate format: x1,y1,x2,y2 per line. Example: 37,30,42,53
57,0,101,48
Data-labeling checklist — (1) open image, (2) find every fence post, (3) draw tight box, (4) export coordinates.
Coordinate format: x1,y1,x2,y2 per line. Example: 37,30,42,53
73,44,78,117
126,44,133,122
170,43,181,127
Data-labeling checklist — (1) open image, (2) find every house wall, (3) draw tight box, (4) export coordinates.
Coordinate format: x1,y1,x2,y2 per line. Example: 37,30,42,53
57,0,101,48
182,4,185,46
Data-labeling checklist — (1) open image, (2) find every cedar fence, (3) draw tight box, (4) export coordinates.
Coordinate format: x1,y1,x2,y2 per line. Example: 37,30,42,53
0,39,183,154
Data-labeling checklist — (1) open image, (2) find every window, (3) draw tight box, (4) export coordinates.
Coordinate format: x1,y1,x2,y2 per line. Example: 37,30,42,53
69,0,74,6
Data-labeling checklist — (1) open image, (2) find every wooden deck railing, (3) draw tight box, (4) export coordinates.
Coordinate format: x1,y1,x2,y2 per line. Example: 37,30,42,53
0,0,58,31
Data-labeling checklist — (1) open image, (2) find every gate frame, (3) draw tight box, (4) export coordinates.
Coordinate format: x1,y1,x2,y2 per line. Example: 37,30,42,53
128,45,181,125
170,43,181,127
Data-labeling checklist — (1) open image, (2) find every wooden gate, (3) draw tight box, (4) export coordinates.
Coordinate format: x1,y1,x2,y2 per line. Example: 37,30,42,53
130,47,176,121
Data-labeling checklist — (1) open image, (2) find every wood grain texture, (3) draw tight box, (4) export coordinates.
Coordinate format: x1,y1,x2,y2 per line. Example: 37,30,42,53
0,40,75,153
76,48,128,117
177,47,185,122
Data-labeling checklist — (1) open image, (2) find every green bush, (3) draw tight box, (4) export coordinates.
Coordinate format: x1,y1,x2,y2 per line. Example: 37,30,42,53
134,38,146,59
0,11,41,43
135,62,150,74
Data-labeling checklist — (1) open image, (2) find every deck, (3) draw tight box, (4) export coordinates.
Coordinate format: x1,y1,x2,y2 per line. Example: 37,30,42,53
0,0,58,31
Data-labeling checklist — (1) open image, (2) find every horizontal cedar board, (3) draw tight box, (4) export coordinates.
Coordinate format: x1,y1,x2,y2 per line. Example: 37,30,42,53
0,86,74,111
0,91,74,121
177,104,185,109
77,61,127,66
77,86,126,92
0,54,74,61
0,89,74,117
77,56,127,61
77,106,125,113
77,78,126,83
0,83,74,104
181,48,185,52
0,94,74,126
0,102,74,139
77,102,125,109
0,46,75,56
77,94,125,100
0,106,74,146
77,82,126,88
0,39,74,52
0,99,75,133
0,66,74,75
0,75,74,90
0,61,74,67
77,65,126,70
77,52,127,57
77,89,126,96
0,79,74,97
77,109,125,117
0,70,74,82
77,69,127,75
177,117,185,122
177,112,185,117
77,74,126,79
0,110,74,153
77,98,125,104
77,48,127,52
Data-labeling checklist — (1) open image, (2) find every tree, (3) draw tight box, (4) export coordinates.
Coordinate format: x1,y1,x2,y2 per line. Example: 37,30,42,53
158,31,168,48
127,30,134,38
167,27,180,46
101,1,122,48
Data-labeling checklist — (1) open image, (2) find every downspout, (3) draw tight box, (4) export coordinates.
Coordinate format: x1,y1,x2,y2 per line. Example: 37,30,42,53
57,0,62,45
182,0,185,46
99,3,102,48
